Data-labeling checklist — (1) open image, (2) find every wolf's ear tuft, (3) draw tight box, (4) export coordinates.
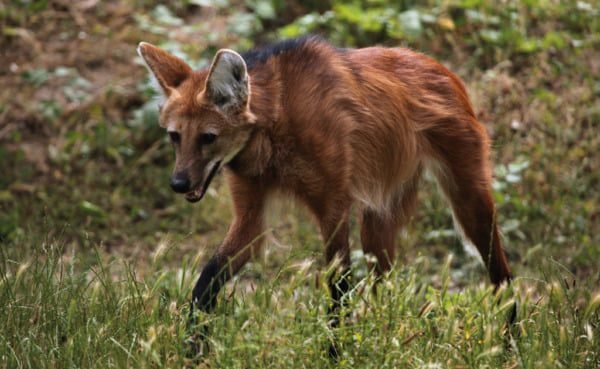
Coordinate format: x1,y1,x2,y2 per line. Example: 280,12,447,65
204,49,249,111
137,42,192,97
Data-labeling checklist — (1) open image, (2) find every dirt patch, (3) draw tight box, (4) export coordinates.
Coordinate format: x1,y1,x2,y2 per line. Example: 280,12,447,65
0,2,235,179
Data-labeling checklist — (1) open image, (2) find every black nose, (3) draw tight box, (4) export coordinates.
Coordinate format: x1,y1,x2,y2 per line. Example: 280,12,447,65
170,173,191,193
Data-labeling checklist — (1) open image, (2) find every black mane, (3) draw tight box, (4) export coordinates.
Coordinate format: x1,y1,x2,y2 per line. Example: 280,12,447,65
240,35,324,70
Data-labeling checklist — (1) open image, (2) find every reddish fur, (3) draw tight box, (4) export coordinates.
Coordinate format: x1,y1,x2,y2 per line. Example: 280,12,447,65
138,38,511,290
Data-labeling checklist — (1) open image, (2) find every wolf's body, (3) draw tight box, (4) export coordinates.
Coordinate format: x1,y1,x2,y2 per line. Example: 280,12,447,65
137,36,511,334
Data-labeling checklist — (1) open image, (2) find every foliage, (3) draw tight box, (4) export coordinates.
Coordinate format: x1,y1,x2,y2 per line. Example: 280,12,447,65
277,0,599,66
1,240,598,368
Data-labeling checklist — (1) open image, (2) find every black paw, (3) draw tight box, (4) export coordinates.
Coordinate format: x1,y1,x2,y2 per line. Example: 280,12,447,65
327,340,341,360
502,300,520,353
185,332,210,359
186,309,211,360
507,299,518,325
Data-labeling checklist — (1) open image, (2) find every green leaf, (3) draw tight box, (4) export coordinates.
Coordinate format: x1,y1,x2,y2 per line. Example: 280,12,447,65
227,12,262,35
399,10,422,38
189,0,229,7
80,201,106,219
516,38,539,53
542,31,567,50
333,3,363,25
21,68,49,87
250,0,276,19
152,5,183,26
479,29,501,44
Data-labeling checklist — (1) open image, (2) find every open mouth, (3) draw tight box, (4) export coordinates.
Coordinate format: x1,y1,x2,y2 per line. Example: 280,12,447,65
184,160,222,203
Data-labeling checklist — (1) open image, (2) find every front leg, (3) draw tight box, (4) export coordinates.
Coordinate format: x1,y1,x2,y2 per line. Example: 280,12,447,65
190,255,230,313
188,174,266,351
190,213,264,312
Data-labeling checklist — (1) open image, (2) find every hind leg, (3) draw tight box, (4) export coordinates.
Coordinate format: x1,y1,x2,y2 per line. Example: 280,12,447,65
360,175,420,275
306,196,352,358
433,152,516,327
445,176,512,285
430,136,512,285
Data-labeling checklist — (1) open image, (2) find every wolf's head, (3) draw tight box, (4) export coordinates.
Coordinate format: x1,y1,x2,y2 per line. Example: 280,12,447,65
137,43,256,202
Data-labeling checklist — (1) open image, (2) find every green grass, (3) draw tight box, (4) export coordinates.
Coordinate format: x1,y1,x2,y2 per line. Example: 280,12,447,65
1,238,598,368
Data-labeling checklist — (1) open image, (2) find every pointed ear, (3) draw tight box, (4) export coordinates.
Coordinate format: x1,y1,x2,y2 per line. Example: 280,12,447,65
203,49,249,111
137,42,192,96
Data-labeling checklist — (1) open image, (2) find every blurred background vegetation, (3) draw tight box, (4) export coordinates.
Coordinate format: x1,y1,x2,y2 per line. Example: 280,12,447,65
1,0,598,280
1,1,599,367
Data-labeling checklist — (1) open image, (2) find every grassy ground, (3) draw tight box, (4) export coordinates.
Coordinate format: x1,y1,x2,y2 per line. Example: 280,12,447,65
1,1,599,368
2,242,598,368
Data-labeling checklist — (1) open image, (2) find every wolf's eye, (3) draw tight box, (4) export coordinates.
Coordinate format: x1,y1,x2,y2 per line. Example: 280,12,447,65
199,133,217,145
168,131,180,144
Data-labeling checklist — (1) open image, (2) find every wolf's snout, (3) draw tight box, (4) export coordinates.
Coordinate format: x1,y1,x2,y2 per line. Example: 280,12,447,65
170,173,191,193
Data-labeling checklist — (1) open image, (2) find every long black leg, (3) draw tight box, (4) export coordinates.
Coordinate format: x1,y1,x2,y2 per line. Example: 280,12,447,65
327,267,352,359
187,256,230,357
191,256,230,313
327,268,352,327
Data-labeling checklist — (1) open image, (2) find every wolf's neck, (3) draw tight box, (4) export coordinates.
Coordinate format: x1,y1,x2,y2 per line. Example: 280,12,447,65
247,62,281,128
227,61,286,177
226,126,273,177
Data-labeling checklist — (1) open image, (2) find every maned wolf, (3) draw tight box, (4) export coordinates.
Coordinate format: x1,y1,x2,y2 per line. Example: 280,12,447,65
137,35,512,348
